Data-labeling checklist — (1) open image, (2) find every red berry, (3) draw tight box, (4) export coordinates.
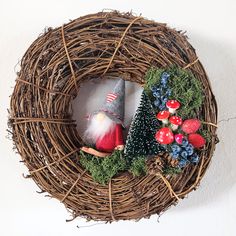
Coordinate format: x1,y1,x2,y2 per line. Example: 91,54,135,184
155,127,174,145
188,133,206,148
175,134,184,144
182,119,201,134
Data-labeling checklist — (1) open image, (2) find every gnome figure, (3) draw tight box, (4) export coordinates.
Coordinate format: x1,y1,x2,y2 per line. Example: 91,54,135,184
81,79,125,157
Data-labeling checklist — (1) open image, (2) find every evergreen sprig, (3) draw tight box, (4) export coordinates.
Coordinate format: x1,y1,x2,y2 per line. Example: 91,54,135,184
124,91,162,158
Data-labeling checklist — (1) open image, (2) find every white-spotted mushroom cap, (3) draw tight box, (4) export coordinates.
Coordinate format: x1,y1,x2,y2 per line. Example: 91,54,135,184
156,110,170,121
169,116,182,126
166,100,180,111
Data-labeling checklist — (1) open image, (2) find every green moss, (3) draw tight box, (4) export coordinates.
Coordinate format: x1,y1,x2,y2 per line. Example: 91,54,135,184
198,127,212,143
80,150,127,185
129,156,147,177
144,67,166,99
80,151,148,184
163,166,182,176
144,66,204,119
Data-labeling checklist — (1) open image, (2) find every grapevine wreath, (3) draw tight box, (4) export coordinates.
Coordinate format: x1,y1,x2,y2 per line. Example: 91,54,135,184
9,11,218,222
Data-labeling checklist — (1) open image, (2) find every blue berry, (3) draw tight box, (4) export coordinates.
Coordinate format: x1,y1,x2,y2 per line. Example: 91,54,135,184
161,79,167,85
190,153,199,163
151,86,157,92
163,97,168,103
180,151,188,159
171,144,181,153
161,76,168,82
182,139,189,147
178,159,188,168
159,104,165,110
166,88,172,97
161,72,170,80
154,99,161,107
161,95,168,101
187,143,194,149
153,91,161,98
161,82,168,88
170,152,179,159
172,150,178,155
151,72,172,110
185,144,194,156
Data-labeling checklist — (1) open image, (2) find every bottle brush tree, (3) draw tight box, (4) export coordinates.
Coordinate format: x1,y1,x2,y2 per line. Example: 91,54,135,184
124,91,162,158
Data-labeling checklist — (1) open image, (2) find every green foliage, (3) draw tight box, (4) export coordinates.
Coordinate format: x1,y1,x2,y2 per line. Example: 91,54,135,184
163,166,182,176
145,67,165,99
80,150,149,184
145,66,204,119
124,91,162,158
80,150,127,185
129,156,147,177
198,127,212,143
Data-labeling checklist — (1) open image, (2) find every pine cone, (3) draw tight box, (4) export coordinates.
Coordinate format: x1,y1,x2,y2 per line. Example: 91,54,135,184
147,155,163,174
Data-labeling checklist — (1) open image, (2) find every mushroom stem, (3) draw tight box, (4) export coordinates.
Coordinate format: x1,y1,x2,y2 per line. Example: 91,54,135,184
171,124,178,131
169,108,176,114
162,119,169,125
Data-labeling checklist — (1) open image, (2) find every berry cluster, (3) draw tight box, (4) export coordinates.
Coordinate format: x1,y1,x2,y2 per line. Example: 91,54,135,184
149,71,206,169
170,139,199,168
151,72,172,111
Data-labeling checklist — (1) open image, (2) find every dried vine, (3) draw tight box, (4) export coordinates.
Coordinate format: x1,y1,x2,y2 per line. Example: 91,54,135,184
9,11,217,222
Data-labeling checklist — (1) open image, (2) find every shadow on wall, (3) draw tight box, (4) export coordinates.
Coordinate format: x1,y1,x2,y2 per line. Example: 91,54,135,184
173,33,236,211
72,34,236,212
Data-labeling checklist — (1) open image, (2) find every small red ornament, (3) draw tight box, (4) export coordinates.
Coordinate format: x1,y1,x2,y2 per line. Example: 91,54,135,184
155,127,174,145
182,119,201,134
169,116,182,130
188,133,206,148
166,100,180,113
156,110,170,124
175,133,184,144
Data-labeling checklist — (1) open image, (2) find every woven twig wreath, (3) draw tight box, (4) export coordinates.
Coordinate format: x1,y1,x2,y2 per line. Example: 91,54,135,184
9,11,218,222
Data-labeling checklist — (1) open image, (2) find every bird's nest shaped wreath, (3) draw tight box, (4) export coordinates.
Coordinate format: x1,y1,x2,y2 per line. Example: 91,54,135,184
9,11,218,222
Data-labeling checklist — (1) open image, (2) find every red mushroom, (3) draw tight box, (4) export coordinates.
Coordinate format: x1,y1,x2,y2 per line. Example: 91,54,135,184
175,133,184,144
188,133,206,148
169,116,182,131
182,119,201,134
166,100,180,114
156,110,170,124
155,127,174,145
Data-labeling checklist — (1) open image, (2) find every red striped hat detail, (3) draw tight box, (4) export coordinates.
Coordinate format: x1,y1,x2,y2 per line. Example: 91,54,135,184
106,93,117,103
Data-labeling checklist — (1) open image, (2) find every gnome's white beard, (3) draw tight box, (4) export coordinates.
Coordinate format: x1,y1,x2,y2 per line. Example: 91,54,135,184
83,113,116,144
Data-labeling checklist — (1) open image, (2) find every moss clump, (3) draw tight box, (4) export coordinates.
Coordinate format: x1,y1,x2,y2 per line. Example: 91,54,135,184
145,66,204,119
163,166,182,176
129,156,147,177
80,151,148,184
80,150,127,185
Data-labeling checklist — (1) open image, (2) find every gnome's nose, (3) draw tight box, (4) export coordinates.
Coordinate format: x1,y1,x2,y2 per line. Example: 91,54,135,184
96,112,106,121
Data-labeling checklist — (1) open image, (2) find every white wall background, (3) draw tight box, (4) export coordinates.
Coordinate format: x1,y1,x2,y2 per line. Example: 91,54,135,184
1,0,236,235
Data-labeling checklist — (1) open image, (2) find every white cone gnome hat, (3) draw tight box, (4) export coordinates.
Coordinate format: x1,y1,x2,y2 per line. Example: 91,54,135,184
94,79,125,126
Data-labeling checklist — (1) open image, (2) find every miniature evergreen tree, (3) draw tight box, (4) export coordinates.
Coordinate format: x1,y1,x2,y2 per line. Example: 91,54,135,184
124,91,162,158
